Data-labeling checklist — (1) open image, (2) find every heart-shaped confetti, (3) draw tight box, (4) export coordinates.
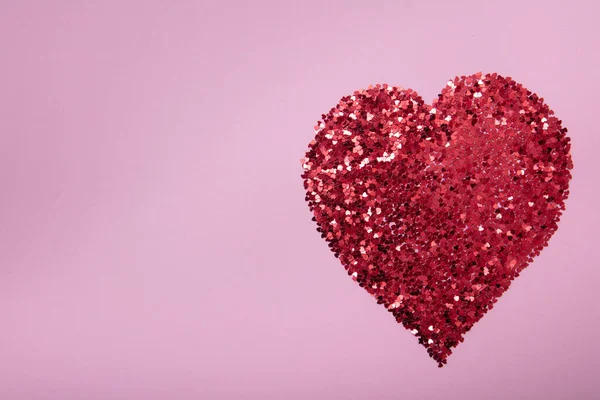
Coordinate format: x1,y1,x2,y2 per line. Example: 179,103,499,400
301,72,573,366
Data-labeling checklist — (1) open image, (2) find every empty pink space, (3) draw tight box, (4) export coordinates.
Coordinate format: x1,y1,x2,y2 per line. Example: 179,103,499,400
0,1,598,399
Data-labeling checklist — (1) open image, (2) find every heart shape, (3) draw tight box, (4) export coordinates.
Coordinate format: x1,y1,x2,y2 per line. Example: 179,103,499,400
301,72,573,366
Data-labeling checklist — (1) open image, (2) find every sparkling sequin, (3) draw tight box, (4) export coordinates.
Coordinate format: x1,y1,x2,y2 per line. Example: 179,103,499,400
301,73,573,367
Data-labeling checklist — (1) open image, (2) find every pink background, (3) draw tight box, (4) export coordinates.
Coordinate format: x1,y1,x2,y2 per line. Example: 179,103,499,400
1,1,599,399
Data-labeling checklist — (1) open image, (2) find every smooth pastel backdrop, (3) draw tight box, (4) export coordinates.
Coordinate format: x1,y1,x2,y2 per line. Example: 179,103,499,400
1,1,599,399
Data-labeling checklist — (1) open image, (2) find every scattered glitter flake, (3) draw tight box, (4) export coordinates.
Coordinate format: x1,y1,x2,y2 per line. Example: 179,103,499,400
301,72,573,368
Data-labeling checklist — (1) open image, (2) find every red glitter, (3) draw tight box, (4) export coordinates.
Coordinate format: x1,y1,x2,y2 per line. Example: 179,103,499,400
301,73,573,367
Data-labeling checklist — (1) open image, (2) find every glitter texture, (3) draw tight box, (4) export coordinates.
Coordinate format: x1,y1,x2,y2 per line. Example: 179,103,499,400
301,73,573,367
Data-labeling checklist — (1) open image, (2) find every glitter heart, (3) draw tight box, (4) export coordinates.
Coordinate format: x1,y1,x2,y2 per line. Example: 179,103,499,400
301,72,573,367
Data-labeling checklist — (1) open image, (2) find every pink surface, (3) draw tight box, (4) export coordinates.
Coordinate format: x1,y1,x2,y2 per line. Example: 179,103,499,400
0,1,598,399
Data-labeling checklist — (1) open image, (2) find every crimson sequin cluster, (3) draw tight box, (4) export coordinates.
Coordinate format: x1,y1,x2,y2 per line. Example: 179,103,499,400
301,72,573,366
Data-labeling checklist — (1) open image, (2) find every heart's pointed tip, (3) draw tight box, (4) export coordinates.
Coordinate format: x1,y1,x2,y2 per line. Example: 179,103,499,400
434,355,449,368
